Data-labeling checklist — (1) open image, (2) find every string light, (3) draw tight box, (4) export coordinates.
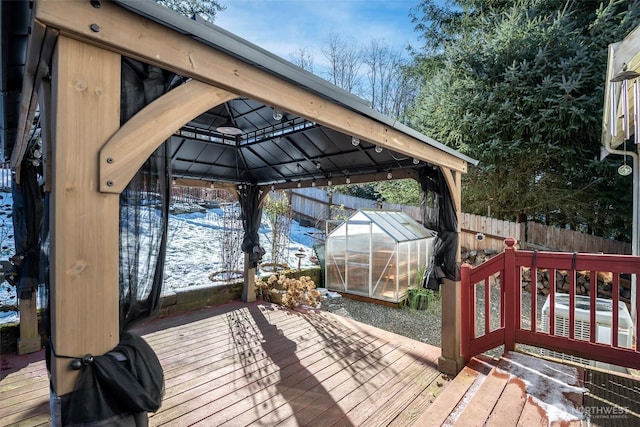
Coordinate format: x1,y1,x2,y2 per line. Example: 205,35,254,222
375,145,383,153
351,136,360,146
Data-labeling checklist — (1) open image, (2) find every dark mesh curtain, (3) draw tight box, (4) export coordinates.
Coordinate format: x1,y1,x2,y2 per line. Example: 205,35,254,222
118,149,169,331
239,185,266,268
62,58,180,426
7,163,43,299
420,166,460,289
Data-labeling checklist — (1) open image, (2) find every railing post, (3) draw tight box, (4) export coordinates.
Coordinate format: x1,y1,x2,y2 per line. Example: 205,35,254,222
460,263,472,364
503,238,518,352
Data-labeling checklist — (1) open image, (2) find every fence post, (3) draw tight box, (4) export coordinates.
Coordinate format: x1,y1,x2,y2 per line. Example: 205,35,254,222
503,238,518,352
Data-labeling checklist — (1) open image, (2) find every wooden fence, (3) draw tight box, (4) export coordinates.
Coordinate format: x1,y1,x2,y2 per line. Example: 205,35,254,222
525,221,630,254
287,188,631,255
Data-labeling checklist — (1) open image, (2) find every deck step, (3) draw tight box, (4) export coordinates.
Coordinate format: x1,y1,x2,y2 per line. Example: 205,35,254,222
410,355,497,426
413,351,588,426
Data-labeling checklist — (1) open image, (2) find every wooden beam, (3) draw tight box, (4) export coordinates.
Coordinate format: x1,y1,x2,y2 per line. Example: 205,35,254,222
39,77,53,192
441,167,461,221
11,23,58,174
34,0,468,174
49,37,120,397
100,81,237,193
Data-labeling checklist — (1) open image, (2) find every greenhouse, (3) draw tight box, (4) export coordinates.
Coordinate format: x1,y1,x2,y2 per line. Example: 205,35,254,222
325,210,437,303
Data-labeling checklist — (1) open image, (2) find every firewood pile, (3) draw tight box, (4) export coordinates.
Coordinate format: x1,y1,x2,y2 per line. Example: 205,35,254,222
521,267,632,304
461,248,500,266
461,249,632,305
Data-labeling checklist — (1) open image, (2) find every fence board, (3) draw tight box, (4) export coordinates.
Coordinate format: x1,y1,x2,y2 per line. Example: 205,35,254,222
287,189,629,255
525,222,630,254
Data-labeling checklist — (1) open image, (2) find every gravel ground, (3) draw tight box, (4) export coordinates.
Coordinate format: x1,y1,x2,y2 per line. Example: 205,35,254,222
322,293,443,347
339,297,443,347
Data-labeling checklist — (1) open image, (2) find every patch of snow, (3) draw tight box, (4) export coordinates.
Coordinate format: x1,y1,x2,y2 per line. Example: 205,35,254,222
0,199,322,324
0,310,18,324
318,288,342,299
497,352,587,423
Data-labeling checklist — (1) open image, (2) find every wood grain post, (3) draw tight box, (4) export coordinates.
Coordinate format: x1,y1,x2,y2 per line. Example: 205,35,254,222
503,238,518,352
17,293,40,354
242,253,256,303
438,169,464,376
49,37,120,396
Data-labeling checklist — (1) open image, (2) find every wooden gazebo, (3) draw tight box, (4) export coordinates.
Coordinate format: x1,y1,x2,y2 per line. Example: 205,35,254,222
0,0,476,418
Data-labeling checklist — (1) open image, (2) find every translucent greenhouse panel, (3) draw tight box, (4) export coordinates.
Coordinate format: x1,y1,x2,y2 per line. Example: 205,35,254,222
408,240,421,288
345,223,371,295
347,264,369,295
371,236,396,301
326,235,346,292
397,242,410,298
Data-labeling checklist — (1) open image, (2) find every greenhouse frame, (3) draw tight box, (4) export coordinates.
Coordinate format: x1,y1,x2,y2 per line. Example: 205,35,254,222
326,210,437,303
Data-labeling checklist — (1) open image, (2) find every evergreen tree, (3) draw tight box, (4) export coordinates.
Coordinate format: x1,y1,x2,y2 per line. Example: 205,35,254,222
409,0,640,239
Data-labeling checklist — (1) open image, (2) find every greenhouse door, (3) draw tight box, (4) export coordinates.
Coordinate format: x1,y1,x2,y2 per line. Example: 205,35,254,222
344,220,372,296
325,219,372,295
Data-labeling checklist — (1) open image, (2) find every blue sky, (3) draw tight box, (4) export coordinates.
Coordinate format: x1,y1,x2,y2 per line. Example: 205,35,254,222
214,0,421,70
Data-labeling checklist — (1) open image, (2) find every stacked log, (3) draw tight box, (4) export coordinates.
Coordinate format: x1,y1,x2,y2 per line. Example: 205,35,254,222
520,267,632,305
461,249,632,305
461,248,500,266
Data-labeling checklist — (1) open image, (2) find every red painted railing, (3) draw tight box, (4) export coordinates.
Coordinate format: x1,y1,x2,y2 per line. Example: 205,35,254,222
461,238,640,370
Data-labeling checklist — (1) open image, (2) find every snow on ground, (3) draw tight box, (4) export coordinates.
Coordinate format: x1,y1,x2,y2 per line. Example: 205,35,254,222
164,207,320,292
0,199,322,325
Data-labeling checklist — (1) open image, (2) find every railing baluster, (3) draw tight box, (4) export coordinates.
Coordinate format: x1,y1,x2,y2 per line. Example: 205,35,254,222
590,270,597,344
472,280,477,339
569,265,576,340
612,274,620,347
549,268,556,336
631,273,640,351
484,277,490,334
531,265,537,332
500,271,505,329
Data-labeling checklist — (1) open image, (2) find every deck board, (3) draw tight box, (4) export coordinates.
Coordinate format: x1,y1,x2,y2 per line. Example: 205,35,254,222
0,300,603,426
485,378,527,426
0,301,444,426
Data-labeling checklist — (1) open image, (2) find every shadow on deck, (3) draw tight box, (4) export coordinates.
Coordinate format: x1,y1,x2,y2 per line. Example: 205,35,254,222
1,301,638,426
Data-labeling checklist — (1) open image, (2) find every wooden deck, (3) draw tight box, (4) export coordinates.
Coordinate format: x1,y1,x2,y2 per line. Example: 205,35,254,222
2,301,445,426
2,300,633,426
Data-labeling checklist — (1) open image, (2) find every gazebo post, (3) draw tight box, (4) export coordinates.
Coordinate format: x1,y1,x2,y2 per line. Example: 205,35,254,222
437,169,464,376
49,37,120,399
242,253,257,303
